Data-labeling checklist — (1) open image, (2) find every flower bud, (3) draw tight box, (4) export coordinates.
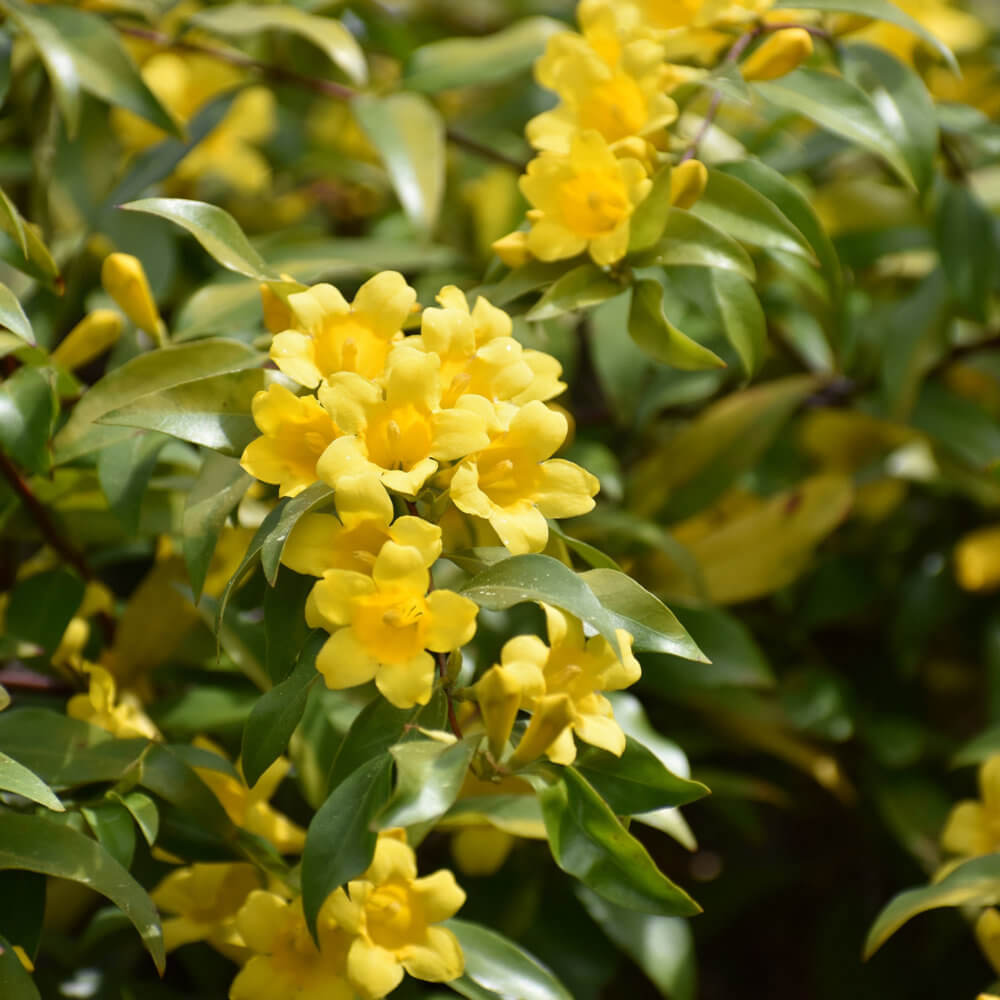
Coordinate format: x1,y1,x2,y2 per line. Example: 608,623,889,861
741,28,814,82
50,309,123,370
670,158,708,211
491,230,531,269
476,665,522,760
509,693,574,768
259,275,302,334
101,252,163,337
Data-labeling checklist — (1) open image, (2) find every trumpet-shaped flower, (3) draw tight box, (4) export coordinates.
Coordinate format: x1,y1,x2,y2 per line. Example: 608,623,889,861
270,272,416,388
283,475,442,578
328,831,466,998
449,400,599,555
498,604,640,764
230,891,355,1000
240,383,339,498
66,663,160,741
940,755,1000,858
520,131,651,267
317,345,491,500
152,862,262,957
101,253,163,338
306,540,478,708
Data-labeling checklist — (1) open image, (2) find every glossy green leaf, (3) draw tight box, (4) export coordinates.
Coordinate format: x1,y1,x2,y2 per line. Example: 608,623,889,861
374,735,480,830
100,368,283,456
0,366,55,473
459,554,625,658
0,811,164,972
0,282,32,344
189,4,367,85
911,379,1000,469
113,791,159,847
260,481,335,586
121,198,278,279
692,169,818,261
405,16,563,92
241,633,323,787
301,753,394,939
487,260,574,307
446,919,574,1000
0,751,63,812
628,165,674,253
0,871,44,963
0,31,11,111
526,263,624,322
632,208,756,280
628,279,726,371
529,768,701,916
82,801,137,869
0,933,41,1000
865,853,1000,957
934,179,997,321
753,69,917,189
96,431,170,533
264,573,315,684
0,187,26,258
5,570,84,655
353,93,445,235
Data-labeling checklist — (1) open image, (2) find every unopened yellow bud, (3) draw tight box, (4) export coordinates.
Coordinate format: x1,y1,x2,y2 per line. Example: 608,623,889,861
955,525,1000,592
476,665,522,760
451,827,516,877
50,309,123,370
670,158,708,211
101,253,163,337
492,230,531,269
742,28,814,82
509,693,574,769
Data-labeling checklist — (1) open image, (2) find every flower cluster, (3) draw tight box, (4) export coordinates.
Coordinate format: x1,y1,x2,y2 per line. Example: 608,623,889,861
240,272,599,708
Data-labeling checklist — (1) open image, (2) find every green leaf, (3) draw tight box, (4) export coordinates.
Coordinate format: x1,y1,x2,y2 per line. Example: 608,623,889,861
0,32,12,111
100,368,282,456
241,633,323,787
121,199,277,280
526,263,624,322
189,4,367,85
0,932,41,1000
0,811,164,972
301,753,394,939
0,282,32,344
446,919,574,1000
911,379,1000,469
692,168,818,262
5,570,84,655
113,791,159,847
53,338,261,464
0,187,26,258
628,279,726,371
574,737,709,816
933,179,997,321
260,481,335,586
865,853,1000,958
264,573,315,684
182,453,254,602
486,260,574,308
579,568,705,660
404,16,563,92
627,166,674,254
82,801,136,869
0,871,44,961
529,768,701,917
17,3,178,135
772,0,957,69
459,554,626,658
0,751,63,812
0,366,55,473
374,735,480,830
631,208,756,281
842,44,938,194
353,93,445,236
96,430,170,533
753,69,917,189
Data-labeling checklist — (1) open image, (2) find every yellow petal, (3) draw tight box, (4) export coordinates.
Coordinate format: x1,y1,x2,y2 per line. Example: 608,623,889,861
367,833,418,883
347,937,404,1000
235,890,288,953
101,253,163,336
375,651,436,708
402,925,465,982
413,869,467,923
450,826,516,876
425,590,479,652
509,693,575,768
306,571,374,628
476,665,522,759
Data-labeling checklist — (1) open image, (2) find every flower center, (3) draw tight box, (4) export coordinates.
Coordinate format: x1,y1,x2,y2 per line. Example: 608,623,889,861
365,882,424,952
366,404,434,471
314,316,390,380
579,75,648,142
354,593,428,664
557,170,630,238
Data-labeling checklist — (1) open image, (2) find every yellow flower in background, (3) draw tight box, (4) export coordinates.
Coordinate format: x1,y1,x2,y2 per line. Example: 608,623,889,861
50,310,124,371
230,891,355,1000
51,581,114,671
317,344,491,500
240,383,340,498
976,908,1000,977
306,539,478,708
498,603,641,765
940,755,1000,859
269,272,417,388
740,27,814,81
955,525,1000,592
66,663,160,740
152,862,262,957
450,826,518,877
449,400,599,555
328,831,466,998
527,30,678,154
283,474,441,578
101,253,163,339
846,0,987,65
520,131,651,267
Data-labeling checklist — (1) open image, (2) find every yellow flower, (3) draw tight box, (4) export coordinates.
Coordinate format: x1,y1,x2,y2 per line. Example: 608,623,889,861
230,891,355,1000
940,756,1000,859
449,400,599,555
450,826,517,877
327,831,466,998
152,862,262,957
193,738,306,854
240,383,339,498
955,525,1000,592
520,131,651,267
498,603,641,765
101,253,163,338
317,344,491,501
741,28,814,81
283,474,442,578
50,310,124,371
527,31,677,154
305,540,478,708
411,286,564,407
846,0,987,65
66,663,160,740
491,230,532,269
977,908,1000,977
269,272,417,388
